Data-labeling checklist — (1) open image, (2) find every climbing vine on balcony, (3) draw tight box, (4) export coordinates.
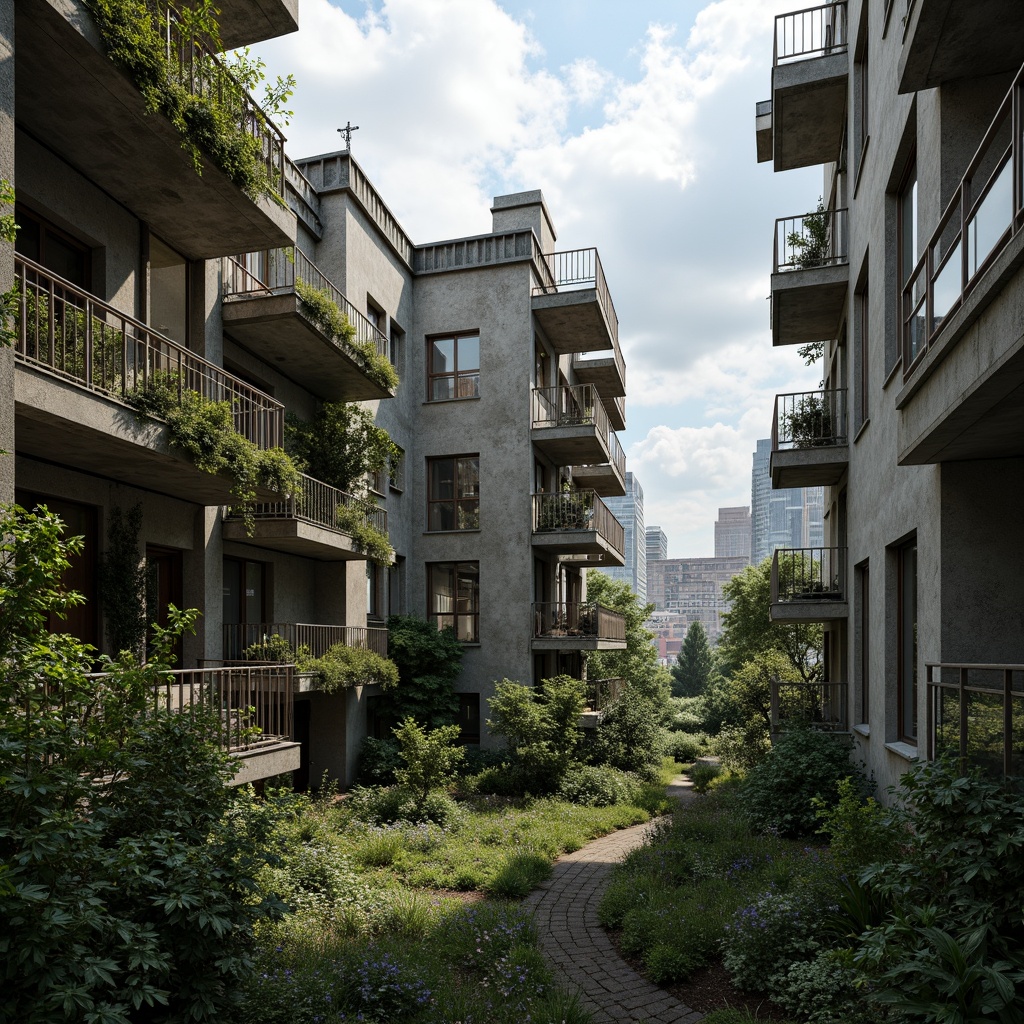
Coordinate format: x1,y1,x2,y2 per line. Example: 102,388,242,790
335,502,393,566
242,637,399,694
0,179,18,351
84,0,294,203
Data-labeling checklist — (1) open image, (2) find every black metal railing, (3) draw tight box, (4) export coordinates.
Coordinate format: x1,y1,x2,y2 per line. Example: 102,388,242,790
774,208,849,272
771,547,847,603
772,389,849,449
532,603,627,642
770,679,849,734
902,62,1024,376
532,383,611,438
533,491,625,554
532,248,619,345
774,2,848,64
927,663,1024,778
15,256,284,449
224,623,388,661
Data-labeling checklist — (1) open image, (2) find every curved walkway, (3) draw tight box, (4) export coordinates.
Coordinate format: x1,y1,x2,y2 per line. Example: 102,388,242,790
523,777,702,1024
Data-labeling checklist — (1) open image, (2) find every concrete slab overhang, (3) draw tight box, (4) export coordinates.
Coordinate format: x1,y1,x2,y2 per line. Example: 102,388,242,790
531,636,628,652
772,52,848,171
215,0,299,49
222,293,394,402
572,463,627,497
771,263,849,346
572,356,626,400
770,445,849,488
17,0,296,261
605,394,626,432
770,601,849,624
14,363,280,504
222,518,370,560
756,101,774,163
228,741,301,786
532,289,616,355
896,227,1024,465
531,529,625,566
898,0,1024,94
531,425,610,467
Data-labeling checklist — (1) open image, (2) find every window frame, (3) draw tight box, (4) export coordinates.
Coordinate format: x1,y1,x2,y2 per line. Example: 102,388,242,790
897,538,918,745
426,455,480,532
427,561,480,642
426,331,481,402
898,158,922,372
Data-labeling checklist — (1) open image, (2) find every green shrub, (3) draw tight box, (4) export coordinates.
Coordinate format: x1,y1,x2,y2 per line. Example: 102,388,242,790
393,717,465,814
556,765,638,806
814,776,902,875
709,721,772,774
775,949,873,1024
663,729,707,763
739,727,868,837
302,642,399,693
357,736,403,785
590,684,663,780
486,849,552,898
690,761,722,793
379,615,464,728
344,785,464,828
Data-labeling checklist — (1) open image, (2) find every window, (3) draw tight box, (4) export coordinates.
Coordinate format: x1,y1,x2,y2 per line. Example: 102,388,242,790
428,333,480,401
458,694,481,744
853,3,869,182
899,161,923,367
390,446,405,492
428,562,479,641
897,539,918,744
388,555,405,616
856,561,870,724
389,322,404,368
223,557,267,658
366,298,384,333
427,456,479,531
855,284,869,430
367,562,383,619
16,205,91,288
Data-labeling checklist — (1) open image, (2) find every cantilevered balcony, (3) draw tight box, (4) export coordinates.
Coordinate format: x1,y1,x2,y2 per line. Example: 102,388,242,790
770,389,849,488
755,99,774,163
770,2,849,170
223,475,388,561
215,0,298,49
532,602,627,651
532,491,625,566
896,65,1024,465
532,249,619,355
926,663,1024,778
571,338,626,429
573,431,627,497
771,207,849,346
16,0,294,259
770,547,848,623
770,679,849,736
13,257,284,505
531,384,618,468
223,249,394,401
223,622,389,662
899,0,1024,95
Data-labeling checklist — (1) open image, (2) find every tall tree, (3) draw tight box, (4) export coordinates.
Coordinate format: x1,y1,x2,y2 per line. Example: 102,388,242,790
671,620,713,697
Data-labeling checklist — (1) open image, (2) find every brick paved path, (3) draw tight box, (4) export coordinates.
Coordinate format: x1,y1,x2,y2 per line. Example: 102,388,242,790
522,778,703,1023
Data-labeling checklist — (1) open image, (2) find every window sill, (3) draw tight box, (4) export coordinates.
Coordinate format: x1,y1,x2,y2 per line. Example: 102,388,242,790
884,740,919,762
424,396,481,406
853,135,870,199
852,723,870,738
423,529,481,535
853,417,871,444
882,360,902,391
459,642,482,648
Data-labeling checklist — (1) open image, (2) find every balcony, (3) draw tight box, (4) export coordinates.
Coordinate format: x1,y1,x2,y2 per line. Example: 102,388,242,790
899,0,1024,94
755,99,773,163
770,547,848,623
770,679,849,736
16,1,294,260
771,207,849,346
571,337,626,426
770,2,849,171
223,622,389,662
532,491,626,566
532,602,627,651
215,0,298,49
223,475,388,561
531,384,618,467
579,677,624,728
926,663,1024,778
770,389,849,488
13,257,284,505
532,249,619,355
572,432,627,497
223,248,394,401
896,65,1024,465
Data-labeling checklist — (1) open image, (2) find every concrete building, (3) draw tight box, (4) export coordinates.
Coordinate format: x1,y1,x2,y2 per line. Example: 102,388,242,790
714,506,752,562
756,0,1024,790
4,0,628,786
646,526,669,564
751,438,824,562
595,471,646,602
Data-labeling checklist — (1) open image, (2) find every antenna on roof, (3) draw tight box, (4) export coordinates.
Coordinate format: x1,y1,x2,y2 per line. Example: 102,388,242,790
337,122,360,152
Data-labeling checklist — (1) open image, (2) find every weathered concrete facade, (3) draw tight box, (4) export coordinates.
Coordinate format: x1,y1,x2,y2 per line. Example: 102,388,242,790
758,0,1024,792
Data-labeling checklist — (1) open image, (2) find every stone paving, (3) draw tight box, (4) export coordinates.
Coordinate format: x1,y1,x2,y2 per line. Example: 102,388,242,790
522,777,703,1023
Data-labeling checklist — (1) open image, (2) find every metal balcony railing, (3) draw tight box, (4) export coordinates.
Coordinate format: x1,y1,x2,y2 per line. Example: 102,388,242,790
160,3,286,199
533,491,625,553
587,677,624,711
771,547,847,603
902,62,1024,376
532,384,611,440
770,679,849,734
224,622,388,661
926,663,1024,778
532,603,627,642
223,248,389,359
774,208,849,272
226,474,387,535
533,248,619,345
15,256,284,449
772,389,849,449
774,2,848,65
607,431,626,480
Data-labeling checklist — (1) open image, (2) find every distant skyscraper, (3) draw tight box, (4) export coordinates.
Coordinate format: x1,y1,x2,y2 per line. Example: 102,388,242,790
646,526,669,564
715,506,752,561
750,439,824,562
596,472,646,602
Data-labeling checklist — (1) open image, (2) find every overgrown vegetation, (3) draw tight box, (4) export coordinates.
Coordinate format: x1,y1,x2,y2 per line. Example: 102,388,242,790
335,499,393,565
242,634,399,693
97,503,153,659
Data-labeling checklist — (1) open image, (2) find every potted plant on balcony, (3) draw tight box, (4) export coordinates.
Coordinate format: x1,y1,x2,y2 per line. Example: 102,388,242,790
784,393,836,448
786,198,833,270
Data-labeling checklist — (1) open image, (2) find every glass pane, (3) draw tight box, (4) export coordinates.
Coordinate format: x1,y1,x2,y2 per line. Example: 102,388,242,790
430,458,455,501
931,240,961,333
245,561,263,624
431,376,455,401
431,338,454,374
430,564,455,613
900,544,918,741
429,502,455,531
457,457,479,499
457,500,479,530
458,614,478,643
457,335,480,371
901,175,917,285
457,372,480,398
906,297,926,363
967,157,1012,279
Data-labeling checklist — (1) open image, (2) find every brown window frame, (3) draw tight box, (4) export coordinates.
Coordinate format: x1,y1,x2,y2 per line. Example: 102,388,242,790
426,332,480,402
427,561,480,642
897,538,918,745
15,204,92,290
898,158,922,371
426,455,480,531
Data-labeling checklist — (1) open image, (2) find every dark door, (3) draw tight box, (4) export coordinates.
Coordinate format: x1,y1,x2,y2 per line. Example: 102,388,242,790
147,546,184,666
293,698,311,792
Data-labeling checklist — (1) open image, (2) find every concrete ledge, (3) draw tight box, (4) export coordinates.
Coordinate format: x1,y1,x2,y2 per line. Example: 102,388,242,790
770,600,849,624
229,741,301,786
771,262,849,346
770,444,849,488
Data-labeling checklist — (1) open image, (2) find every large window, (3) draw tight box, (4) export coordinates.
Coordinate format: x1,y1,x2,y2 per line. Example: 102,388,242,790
856,560,870,725
16,205,91,288
899,161,922,367
427,456,479,531
428,562,479,642
428,333,480,401
897,539,918,744
855,285,869,430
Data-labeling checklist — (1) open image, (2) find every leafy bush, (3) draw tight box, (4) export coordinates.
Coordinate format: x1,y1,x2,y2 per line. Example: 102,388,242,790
357,736,403,786
302,642,399,693
590,684,663,780
556,765,638,806
380,615,464,728
739,727,868,837
393,717,465,814
775,949,873,1024
663,729,707,763
690,761,722,793
344,785,464,829
334,500,393,565
814,776,902,875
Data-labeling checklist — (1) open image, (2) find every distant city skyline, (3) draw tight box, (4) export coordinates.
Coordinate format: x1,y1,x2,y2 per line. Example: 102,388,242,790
596,472,647,603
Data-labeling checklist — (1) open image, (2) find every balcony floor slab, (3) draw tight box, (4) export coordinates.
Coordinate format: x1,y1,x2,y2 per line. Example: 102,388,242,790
770,445,849,488
223,518,368,560
532,290,615,354
771,263,849,346
531,637,627,652
772,53,848,171
770,601,849,624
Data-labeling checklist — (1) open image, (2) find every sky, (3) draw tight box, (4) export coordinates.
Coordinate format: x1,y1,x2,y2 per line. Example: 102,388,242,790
250,0,824,557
